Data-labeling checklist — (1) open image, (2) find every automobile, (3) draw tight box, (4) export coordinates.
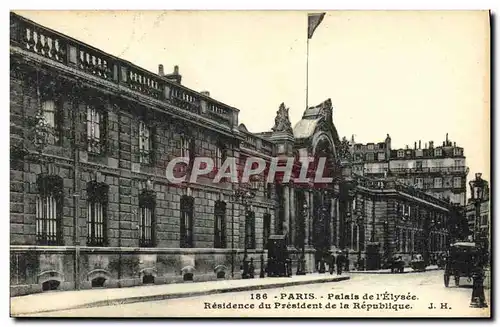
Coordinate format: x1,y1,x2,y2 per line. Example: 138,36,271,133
443,242,478,287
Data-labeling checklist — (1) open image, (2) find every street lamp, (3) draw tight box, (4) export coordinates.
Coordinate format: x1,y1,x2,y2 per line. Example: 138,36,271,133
356,215,364,270
468,172,488,308
469,173,486,243
296,203,308,275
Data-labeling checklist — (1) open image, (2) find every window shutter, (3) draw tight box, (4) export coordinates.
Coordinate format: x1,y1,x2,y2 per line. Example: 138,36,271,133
81,107,89,151
54,97,64,143
101,111,108,154
150,125,158,164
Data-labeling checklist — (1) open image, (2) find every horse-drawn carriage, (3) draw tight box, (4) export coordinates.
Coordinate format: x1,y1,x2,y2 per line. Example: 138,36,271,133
410,254,426,272
266,235,291,277
390,256,405,273
444,242,477,287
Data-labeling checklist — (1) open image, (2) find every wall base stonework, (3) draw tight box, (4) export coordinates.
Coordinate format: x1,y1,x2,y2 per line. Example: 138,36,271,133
10,246,268,297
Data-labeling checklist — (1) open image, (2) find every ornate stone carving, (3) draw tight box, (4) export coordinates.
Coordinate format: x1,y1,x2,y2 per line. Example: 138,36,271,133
271,103,293,134
317,98,333,120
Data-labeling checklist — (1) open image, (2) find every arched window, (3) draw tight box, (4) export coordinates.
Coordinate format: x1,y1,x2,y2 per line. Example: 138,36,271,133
87,181,109,246
36,174,63,245
214,201,226,248
180,195,194,248
139,189,156,247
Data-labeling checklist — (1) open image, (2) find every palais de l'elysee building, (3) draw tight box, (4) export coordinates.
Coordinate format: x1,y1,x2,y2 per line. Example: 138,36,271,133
9,13,463,296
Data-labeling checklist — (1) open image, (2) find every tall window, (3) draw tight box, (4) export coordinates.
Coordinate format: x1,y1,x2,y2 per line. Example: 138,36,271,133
87,181,109,246
87,106,103,154
180,195,194,248
434,177,443,188
35,175,63,245
415,161,423,171
397,150,404,158
366,153,374,161
453,177,461,188
402,229,407,252
245,211,256,249
263,213,271,248
265,183,272,199
139,189,156,247
215,145,225,171
214,201,226,248
181,136,191,159
139,121,152,164
377,152,385,161
434,148,442,157
41,99,62,145
416,178,423,189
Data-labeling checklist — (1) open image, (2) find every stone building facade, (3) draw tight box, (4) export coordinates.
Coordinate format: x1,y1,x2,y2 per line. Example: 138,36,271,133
465,178,490,245
349,134,469,205
10,13,453,296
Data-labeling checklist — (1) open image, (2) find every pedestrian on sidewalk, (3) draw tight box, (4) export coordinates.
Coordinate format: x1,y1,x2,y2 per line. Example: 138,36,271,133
344,249,350,272
336,250,344,275
328,251,335,275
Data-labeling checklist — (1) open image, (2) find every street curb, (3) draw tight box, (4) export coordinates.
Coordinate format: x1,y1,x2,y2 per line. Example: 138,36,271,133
13,275,350,316
349,267,441,274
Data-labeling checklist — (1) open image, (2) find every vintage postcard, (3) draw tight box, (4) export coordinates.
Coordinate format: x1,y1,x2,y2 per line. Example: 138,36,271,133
9,10,491,318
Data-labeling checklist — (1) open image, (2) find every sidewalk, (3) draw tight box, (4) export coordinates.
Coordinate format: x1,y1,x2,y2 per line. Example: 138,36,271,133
11,273,349,316
350,265,440,274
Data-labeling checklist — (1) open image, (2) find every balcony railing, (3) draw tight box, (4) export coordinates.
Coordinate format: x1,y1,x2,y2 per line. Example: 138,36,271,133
10,13,236,129
389,166,468,174
354,175,450,209
240,133,274,156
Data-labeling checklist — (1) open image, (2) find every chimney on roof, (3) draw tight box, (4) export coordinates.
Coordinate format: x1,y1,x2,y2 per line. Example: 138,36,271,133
446,133,449,143
419,140,421,149
165,65,182,84
405,145,409,150
443,141,445,146
158,64,164,76
425,142,427,149
429,141,434,149
414,142,417,149
454,142,456,147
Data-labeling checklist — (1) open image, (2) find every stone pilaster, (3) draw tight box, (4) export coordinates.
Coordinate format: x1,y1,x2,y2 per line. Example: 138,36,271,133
304,190,310,246
283,184,290,243
289,186,295,247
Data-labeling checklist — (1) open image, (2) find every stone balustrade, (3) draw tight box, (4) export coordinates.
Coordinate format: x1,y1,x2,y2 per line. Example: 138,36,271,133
10,13,236,128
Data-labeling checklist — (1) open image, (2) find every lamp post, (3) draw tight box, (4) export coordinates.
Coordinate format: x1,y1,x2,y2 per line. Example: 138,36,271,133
468,173,488,308
357,215,363,270
296,203,308,275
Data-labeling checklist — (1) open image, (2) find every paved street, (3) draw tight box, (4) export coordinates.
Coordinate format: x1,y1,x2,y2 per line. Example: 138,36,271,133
23,271,490,318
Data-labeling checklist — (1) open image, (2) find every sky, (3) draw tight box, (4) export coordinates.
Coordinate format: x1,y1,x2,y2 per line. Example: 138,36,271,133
13,10,490,190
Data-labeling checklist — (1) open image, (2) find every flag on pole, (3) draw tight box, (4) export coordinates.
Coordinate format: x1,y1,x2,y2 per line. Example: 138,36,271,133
307,12,326,39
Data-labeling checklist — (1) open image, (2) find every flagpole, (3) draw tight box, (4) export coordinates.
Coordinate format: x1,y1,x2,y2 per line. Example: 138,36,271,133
306,36,310,110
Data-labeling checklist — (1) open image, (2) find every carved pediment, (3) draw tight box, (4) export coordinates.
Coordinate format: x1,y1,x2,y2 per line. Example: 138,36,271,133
303,98,333,121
